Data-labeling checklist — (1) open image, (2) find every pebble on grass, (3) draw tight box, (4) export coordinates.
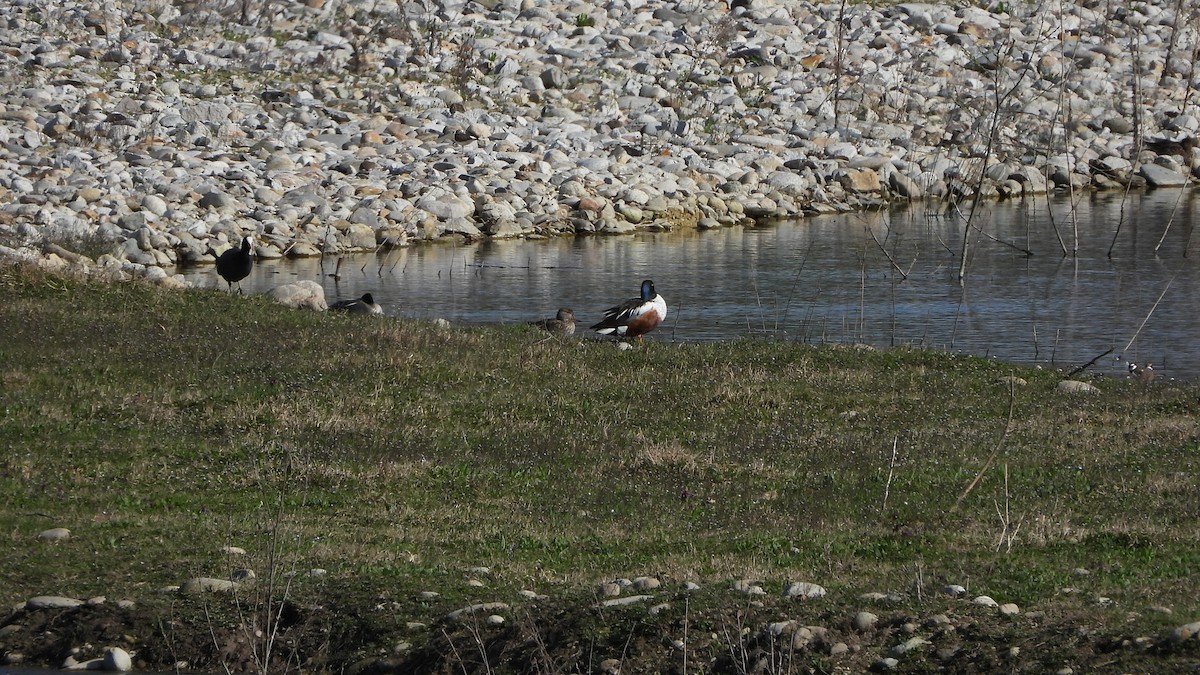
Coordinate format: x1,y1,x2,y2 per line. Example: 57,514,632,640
37,528,71,543
1057,380,1100,395
854,611,879,631
999,603,1021,617
783,582,827,599
178,578,238,594
26,596,83,610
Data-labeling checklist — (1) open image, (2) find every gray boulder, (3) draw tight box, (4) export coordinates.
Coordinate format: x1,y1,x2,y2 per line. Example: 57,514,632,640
268,281,328,310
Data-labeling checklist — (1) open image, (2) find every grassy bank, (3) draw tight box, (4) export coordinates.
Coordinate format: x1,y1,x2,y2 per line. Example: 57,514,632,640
1,262,1198,673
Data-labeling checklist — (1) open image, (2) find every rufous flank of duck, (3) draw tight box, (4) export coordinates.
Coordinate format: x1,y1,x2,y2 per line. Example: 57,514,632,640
531,307,577,336
329,292,383,315
590,279,666,343
1128,362,1157,383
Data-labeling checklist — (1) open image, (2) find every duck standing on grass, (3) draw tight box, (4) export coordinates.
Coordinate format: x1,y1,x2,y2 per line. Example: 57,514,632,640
330,292,383,315
1128,362,1156,383
531,308,577,336
211,235,254,293
591,279,667,343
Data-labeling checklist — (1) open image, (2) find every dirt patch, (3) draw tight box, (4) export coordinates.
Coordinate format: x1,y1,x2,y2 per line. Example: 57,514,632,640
2,588,1198,673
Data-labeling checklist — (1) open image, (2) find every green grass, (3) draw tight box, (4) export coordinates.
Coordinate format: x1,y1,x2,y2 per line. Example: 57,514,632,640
1,262,1199,672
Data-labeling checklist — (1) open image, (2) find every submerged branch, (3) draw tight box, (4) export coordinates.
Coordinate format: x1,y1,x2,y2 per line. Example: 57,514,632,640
1065,348,1114,379
967,219,1034,256
1122,273,1177,355
866,224,910,279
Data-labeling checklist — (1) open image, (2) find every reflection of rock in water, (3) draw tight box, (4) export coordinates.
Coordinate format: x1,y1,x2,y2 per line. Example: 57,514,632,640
171,196,1199,382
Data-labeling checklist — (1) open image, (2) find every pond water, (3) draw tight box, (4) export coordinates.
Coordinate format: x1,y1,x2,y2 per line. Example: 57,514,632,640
180,189,1200,381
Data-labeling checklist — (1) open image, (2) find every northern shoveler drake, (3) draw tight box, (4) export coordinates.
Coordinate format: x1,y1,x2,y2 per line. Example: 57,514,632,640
531,307,576,336
211,235,254,293
330,292,383,315
591,279,667,342
1128,362,1156,383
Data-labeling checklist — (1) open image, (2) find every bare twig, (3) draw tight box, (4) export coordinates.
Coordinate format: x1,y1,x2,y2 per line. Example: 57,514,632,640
1152,189,1189,255
994,463,1022,552
952,380,1016,513
881,437,899,516
832,0,848,128
682,596,690,675
1122,273,1177,355
441,627,471,675
777,241,813,332
1065,348,1114,379
958,32,1036,282
965,218,1034,257
867,222,910,279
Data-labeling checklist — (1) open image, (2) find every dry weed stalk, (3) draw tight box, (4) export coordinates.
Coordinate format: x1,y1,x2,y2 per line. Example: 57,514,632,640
952,380,1016,513
681,595,690,675
994,463,1023,552
718,609,752,675
880,436,899,516
191,447,314,675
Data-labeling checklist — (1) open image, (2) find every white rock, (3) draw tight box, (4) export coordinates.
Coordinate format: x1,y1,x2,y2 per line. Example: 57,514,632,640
142,195,168,216
178,578,238,594
854,611,879,631
26,596,84,609
768,621,795,636
890,636,928,656
267,281,327,310
631,576,660,591
37,527,71,542
447,602,509,621
1056,380,1100,395
783,582,826,599
1139,163,1189,187
599,595,653,607
416,189,474,220
104,647,132,672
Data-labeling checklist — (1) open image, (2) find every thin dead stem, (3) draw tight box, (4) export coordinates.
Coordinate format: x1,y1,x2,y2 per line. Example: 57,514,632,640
994,463,1022,552
1122,272,1177,356
463,614,495,675
441,626,471,675
1065,347,1114,379
866,220,910,279
202,598,236,675
1153,189,1191,255
881,436,899,516
952,380,1016,513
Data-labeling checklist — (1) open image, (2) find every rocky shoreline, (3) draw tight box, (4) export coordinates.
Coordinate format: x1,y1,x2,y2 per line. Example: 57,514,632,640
9,529,1200,673
0,0,1197,285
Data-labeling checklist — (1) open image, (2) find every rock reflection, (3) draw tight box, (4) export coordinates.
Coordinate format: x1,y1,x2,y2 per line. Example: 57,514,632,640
178,190,1200,381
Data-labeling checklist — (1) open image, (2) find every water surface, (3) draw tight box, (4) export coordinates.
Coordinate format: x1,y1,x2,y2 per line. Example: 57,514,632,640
181,189,1200,381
